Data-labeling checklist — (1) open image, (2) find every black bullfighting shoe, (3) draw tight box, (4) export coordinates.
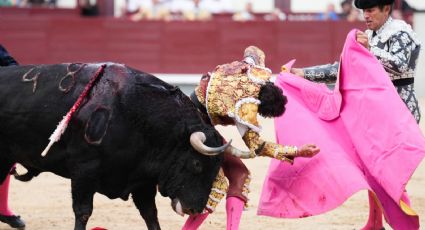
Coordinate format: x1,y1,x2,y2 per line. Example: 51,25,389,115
0,214,25,229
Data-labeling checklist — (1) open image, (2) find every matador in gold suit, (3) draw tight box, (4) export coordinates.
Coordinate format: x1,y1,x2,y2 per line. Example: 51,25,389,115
182,46,320,230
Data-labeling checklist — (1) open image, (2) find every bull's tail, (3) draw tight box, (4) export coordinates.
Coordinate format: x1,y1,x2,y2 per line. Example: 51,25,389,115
12,167,40,182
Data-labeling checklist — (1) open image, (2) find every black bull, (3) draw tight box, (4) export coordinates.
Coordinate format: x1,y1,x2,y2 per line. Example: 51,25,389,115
0,63,227,230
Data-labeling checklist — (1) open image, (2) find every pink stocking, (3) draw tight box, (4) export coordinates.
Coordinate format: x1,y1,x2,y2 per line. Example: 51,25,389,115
0,174,14,216
361,191,383,230
226,197,244,230
182,212,209,230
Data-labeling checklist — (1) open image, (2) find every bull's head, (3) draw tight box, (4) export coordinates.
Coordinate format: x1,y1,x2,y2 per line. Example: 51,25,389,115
158,127,225,216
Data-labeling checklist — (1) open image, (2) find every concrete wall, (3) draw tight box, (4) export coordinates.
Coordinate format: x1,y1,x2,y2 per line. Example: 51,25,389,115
414,13,425,97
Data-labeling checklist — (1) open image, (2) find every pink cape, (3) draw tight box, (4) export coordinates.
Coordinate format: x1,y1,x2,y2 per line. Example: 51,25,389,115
258,29,425,230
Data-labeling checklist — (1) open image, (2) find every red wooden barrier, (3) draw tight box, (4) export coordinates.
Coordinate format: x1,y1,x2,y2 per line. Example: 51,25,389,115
0,14,365,73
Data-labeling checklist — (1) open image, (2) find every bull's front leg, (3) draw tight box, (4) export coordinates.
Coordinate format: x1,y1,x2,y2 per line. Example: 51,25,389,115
132,184,161,230
70,161,99,230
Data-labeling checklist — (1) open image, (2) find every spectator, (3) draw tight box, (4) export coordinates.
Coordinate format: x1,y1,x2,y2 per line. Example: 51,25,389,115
169,0,192,14
391,8,403,19
346,7,361,21
0,0,12,6
338,0,361,22
130,0,171,21
401,0,417,13
318,3,339,20
200,0,233,14
125,0,149,14
339,0,353,19
232,1,255,21
27,0,45,5
264,8,286,21
46,0,55,7
182,0,212,21
80,0,99,17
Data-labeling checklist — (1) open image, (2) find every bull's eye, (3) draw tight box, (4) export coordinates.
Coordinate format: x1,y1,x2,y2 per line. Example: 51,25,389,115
191,159,203,173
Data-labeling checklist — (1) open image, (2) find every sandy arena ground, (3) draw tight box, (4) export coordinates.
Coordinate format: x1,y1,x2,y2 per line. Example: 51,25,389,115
3,99,425,230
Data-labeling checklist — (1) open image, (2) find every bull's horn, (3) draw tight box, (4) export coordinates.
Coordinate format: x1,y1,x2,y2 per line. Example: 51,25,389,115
171,199,185,217
227,146,252,159
190,132,231,156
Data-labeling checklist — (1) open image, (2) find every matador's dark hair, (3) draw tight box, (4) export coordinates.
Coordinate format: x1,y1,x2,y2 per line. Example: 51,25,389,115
258,82,287,118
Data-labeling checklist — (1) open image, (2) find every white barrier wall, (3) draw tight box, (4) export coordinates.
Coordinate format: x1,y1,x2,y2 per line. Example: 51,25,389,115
414,13,425,97
156,74,200,95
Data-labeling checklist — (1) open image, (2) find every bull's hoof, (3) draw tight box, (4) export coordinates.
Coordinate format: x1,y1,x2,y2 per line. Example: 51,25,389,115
0,214,26,229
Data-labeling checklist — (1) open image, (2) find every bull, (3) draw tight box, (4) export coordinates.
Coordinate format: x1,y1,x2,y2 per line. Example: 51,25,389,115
0,63,228,230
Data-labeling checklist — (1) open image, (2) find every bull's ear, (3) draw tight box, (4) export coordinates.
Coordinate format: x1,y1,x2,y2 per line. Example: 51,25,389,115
173,121,198,141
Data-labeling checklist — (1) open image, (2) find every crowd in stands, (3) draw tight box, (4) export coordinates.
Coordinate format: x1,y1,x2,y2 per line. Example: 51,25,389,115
0,0,55,7
125,0,232,21
0,0,421,22
312,0,419,22
123,0,364,22
316,0,362,21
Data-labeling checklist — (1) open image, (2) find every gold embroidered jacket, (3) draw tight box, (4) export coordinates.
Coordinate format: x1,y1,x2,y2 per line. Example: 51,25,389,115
195,60,297,164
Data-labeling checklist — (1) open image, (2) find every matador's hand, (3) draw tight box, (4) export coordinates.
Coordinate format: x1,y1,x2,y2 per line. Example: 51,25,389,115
356,31,369,50
297,144,320,158
290,68,305,77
